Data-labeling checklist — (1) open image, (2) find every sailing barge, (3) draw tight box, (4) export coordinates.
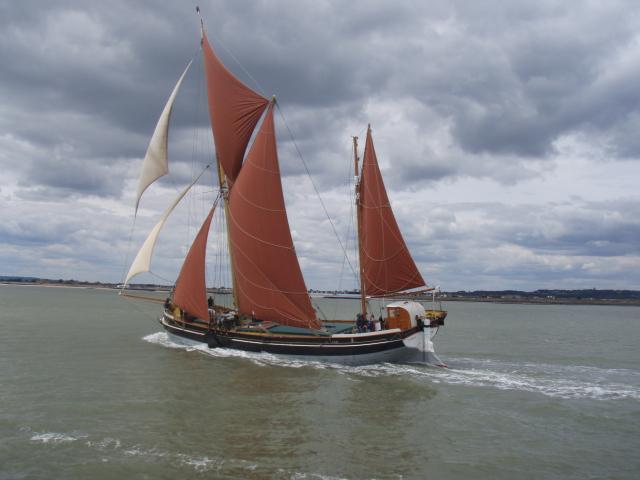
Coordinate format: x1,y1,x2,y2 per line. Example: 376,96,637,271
123,10,447,366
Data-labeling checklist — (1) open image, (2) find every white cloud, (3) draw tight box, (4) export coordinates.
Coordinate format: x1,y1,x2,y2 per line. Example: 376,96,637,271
0,0,639,291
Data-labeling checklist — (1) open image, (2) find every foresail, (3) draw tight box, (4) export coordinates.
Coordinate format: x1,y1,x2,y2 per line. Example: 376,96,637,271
202,32,269,185
135,60,193,215
173,203,217,321
125,169,206,285
360,127,426,296
227,104,319,329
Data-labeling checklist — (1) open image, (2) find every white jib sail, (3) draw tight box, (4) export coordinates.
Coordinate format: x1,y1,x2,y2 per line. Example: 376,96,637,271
134,60,193,215
125,167,208,285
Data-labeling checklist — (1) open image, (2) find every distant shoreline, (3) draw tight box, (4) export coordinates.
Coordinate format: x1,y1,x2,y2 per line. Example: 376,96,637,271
2,280,639,307
439,296,640,307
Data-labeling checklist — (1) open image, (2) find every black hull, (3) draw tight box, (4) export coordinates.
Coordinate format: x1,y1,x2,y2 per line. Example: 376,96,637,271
159,315,422,364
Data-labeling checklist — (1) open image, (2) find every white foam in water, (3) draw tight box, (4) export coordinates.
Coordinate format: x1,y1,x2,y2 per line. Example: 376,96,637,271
143,331,334,370
87,437,121,450
290,473,349,480
142,331,189,349
25,429,257,474
30,432,84,444
175,454,218,472
399,358,640,401
143,331,640,400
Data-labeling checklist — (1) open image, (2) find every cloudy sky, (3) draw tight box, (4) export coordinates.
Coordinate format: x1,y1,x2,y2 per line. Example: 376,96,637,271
1,0,639,291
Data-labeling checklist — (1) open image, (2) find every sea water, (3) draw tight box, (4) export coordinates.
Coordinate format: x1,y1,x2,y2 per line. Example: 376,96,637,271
1,285,639,479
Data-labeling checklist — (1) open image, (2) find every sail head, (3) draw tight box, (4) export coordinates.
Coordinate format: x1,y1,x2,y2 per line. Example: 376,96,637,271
202,33,269,185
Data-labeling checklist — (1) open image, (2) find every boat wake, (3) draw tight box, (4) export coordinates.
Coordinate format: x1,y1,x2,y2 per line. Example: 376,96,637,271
143,332,640,400
26,428,256,473
30,432,87,444
25,427,343,477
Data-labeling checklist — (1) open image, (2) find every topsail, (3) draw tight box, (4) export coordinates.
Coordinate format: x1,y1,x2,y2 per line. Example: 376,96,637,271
202,32,269,185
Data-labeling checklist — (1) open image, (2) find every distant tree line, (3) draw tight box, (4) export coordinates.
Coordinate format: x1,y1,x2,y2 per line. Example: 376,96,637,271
449,289,640,300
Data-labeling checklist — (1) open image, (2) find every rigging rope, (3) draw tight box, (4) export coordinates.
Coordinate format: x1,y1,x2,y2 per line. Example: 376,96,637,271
274,102,358,279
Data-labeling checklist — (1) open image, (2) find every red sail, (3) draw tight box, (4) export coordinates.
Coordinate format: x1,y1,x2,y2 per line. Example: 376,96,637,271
173,206,216,321
360,127,425,296
202,33,269,185
228,104,319,329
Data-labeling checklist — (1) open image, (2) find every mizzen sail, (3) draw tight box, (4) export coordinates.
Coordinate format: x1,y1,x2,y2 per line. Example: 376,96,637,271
227,104,319,329
202,32,269,185
173,203,217,321
135,60,193,214
360,127,425,296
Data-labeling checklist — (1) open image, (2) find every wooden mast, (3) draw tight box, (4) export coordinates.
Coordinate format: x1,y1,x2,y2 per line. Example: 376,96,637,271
353,135,367,317
198,8,239,308
216,158,239,309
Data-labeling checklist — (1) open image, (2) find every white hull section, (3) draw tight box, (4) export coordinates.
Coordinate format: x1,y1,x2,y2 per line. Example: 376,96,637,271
401,329,447,366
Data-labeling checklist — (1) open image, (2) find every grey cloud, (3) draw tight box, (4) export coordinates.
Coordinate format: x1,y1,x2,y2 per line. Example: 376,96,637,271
1,0,640,290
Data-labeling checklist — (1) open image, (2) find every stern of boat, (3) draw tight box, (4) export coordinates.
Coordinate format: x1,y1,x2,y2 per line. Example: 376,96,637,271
402,327,446,367
387,301,447,367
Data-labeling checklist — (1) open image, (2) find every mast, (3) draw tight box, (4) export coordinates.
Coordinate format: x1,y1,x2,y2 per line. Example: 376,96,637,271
216,157,239,309
198,7,268,310
198,10,316,328
354,134,367,317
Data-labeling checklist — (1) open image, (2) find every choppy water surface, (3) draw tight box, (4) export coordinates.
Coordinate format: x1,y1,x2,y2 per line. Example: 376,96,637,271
1,285,639,479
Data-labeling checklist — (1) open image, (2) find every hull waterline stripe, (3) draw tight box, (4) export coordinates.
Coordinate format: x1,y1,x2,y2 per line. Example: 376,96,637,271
227,337,400,348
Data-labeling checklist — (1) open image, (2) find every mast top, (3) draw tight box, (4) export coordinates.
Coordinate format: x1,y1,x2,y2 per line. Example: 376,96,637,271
196,6,204,44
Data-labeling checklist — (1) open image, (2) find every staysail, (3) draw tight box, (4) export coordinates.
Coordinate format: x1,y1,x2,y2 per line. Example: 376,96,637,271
360,127,426,296
202,32,269,185
124,167,208,285
227,104,319,329
135,60,193,214
173,203,217,321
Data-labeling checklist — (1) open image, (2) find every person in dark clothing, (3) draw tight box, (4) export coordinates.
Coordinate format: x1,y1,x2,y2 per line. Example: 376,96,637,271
164,297,171,310
378,315,384,330
356,313,366,333
208,296,214,308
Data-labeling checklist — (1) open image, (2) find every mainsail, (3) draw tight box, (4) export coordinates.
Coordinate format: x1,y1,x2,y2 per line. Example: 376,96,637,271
124,168,207,285
227,104,319,329
359,127,426,296
135,60,193,214
201,32,318,329
173,203,217,321
202,32,269,185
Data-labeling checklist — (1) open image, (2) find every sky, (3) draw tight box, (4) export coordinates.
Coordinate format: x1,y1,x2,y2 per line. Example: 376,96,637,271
1,0,639,291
